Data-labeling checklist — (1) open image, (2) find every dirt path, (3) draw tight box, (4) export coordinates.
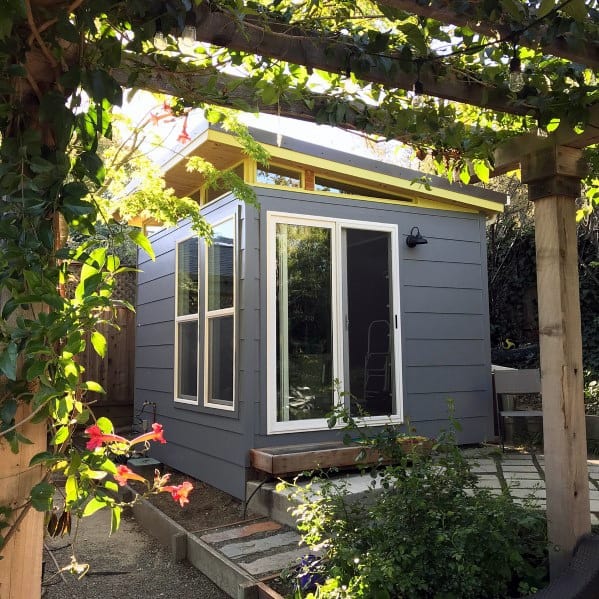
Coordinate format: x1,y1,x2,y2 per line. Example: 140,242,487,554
43,508,229,599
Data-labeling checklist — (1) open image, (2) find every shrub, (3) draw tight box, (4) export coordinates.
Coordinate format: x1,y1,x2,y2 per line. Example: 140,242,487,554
287,417,548,598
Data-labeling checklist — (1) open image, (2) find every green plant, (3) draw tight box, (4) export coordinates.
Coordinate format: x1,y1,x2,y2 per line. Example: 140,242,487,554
584,374,599,416
285,413,548,599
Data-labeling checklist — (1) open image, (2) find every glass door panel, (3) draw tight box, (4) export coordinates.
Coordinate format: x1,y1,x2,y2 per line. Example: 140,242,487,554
344,228,394,417
276,223,333,421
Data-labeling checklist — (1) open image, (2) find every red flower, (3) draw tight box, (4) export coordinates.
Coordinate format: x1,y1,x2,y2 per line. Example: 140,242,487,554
177,127,191,144
84,424,128,450
162,481,193,507
114,465,146,487
130,423,167,447
177,115,191,144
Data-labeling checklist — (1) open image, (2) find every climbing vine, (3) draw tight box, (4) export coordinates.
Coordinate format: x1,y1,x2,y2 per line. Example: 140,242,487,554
0,0,597,582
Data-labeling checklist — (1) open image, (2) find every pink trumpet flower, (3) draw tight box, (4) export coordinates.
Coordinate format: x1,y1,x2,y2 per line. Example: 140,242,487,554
114,465,147,487
129,423,167,447
84,424,129,450
162,481,193,507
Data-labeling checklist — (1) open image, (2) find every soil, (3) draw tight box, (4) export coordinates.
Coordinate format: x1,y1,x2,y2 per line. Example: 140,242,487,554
134,470,259,530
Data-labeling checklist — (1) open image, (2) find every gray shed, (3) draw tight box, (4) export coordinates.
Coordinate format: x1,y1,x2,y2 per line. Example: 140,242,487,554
134,124,505,499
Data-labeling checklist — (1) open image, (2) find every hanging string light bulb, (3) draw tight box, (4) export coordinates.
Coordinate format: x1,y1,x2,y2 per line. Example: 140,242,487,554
180,24,196,48
180,12,197,50
153,31,168,51
508,46,525,93
411,60,424,109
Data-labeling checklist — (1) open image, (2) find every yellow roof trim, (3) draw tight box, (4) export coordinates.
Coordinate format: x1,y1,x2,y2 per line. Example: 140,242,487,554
253,184,480,214
206,130,504,214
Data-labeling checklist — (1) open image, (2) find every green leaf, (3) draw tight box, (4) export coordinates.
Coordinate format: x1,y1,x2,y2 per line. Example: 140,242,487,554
563,0,587,21
65,475,79,506
76,408,92,424
537,0,555,18
110,505,122,534
87,69,122,106
100,458,117,475
29,156,56,174
82,380,105,393
96,416,114,434
26,360,47,381
82,497,106,517
0,342,18,380
52,426,70,445
473,161,490,183
104,481,119,493
91,331,107,358
500,0,526,20
459,167,471,184
546,118,560,132
129,229,155,261
78,151,106,186
30,482,55,512
29,451,58,467
0,398,17,427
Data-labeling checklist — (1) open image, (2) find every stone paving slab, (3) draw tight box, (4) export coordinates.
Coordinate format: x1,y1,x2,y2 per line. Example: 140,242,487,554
238,547,307,576
195,518,305,582
220,531,302,559
200,520,282,544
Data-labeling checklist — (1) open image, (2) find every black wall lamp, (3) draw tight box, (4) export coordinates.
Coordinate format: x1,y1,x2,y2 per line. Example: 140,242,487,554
406,226,428,248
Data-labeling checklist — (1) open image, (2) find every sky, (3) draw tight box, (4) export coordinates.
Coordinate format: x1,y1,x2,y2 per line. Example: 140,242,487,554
118,89,413,170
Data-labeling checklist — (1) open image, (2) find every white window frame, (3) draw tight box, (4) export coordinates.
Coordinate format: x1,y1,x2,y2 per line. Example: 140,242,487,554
174,235,200,405
266,212,403,434
204,214,237,411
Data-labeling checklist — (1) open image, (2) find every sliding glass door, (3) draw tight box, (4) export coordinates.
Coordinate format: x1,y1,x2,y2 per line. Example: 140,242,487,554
343,228,394,417
268,214,401,433
275,222,335,422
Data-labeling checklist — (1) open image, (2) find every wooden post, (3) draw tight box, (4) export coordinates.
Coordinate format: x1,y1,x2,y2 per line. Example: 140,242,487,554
521,146,590,575
0,404,46,599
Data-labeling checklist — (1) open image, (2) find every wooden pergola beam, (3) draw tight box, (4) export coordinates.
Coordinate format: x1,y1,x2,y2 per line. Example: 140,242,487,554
377,0,599,68
493,103,599,174
117,55,505,149
186,4,530,116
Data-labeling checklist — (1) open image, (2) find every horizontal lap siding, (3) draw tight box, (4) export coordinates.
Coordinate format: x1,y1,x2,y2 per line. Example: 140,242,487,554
135,200,256,499
253,188,493,447
401,212,493,439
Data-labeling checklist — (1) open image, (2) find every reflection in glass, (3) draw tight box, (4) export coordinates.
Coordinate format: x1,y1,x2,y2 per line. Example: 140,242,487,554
257,164,301,187
345,229,393,417
276,223,333,421
208,219,234,311
177,321,198,399
177,238,198,316
208,316,234,405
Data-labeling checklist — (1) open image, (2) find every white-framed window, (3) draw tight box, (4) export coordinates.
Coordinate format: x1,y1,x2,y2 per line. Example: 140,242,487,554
256,163,302,188
204,216,236,410
267,212,403,434
174,236,199,404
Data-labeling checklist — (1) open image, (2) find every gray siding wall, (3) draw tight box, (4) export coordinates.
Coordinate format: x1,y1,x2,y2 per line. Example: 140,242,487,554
252,188,493,447
135,196,254,499
135,187,494,499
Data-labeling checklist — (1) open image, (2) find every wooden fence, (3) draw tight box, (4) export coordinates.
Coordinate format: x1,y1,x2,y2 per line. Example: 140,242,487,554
82,306,136,429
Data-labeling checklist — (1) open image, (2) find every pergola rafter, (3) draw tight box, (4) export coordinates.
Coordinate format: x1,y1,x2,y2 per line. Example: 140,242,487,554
187,3,532,116
378,0,599,68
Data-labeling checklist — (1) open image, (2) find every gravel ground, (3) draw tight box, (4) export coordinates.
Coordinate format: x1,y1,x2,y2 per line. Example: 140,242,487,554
42,507,229,599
